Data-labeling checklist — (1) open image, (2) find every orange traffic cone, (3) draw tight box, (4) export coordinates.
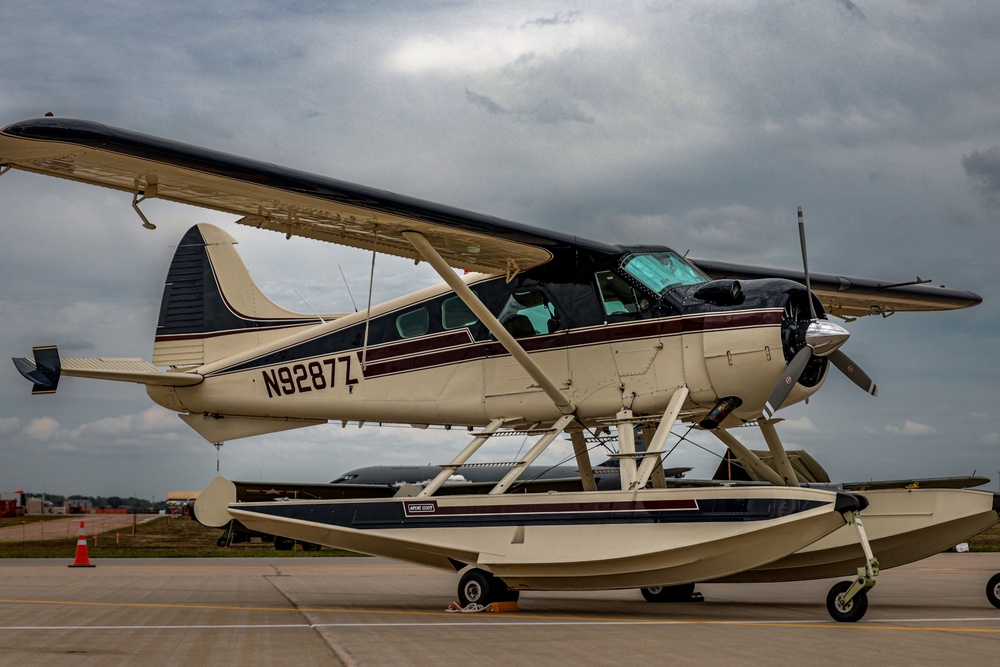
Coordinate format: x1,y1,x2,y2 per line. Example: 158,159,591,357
68,520,95,568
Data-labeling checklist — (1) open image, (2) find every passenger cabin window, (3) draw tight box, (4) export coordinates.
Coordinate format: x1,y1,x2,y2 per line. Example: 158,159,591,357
395,307,429,338
497,289,559,337
441,296,478,330
621,251,708,294
594,271,641,316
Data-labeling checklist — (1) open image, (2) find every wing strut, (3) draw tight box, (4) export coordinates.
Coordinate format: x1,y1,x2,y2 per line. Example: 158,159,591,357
402,231,576,416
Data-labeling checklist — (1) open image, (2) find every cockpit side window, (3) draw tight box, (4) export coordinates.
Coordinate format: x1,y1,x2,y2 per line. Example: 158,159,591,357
621,252,708,294
497,289,560,337
594,271,642,316
395,307,430,338
441,296,478,330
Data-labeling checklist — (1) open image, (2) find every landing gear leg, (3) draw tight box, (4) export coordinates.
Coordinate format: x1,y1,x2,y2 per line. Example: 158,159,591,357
826,509,879,622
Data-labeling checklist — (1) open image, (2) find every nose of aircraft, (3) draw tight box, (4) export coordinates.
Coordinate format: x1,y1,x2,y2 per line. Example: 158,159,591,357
804,320,850,357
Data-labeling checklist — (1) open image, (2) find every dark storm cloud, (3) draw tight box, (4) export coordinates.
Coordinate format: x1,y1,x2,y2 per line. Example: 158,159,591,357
523,10,582,28
834,0,866,20
465,88,594,123
2,1,998,495
962,146,1000,210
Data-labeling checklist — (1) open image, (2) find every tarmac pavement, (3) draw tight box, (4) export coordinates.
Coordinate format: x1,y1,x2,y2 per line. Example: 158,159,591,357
0,553,999,666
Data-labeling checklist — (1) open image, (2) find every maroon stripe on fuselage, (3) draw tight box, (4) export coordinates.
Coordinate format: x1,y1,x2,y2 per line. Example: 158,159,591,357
363,309,781,378
363,330,476,362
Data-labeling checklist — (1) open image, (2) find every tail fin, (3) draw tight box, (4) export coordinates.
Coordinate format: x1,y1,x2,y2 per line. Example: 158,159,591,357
154,224,338,368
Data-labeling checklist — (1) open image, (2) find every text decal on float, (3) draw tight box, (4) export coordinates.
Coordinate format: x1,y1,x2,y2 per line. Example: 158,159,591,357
405,501,438,515
261,355,361,398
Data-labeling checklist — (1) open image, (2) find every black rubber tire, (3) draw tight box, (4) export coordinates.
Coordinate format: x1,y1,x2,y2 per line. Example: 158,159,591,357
641,583,696,602
301,541,322,552
273,536,295,551
458,569,495,606
986,572,1000,609
826,580,869,622
496,587,520,602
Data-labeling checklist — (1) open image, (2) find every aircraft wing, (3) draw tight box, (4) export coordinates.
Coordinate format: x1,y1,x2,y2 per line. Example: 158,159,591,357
691,258,982,319
0,117,622,274
0,117,984,311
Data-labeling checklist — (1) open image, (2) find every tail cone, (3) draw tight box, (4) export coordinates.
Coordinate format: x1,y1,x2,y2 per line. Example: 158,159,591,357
68,521,95,568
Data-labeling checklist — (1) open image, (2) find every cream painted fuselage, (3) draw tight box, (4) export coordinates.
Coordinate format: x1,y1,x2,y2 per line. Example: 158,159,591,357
144,227,827,438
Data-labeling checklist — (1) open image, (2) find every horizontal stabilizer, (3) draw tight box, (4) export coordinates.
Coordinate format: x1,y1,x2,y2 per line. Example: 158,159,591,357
61,357,203,386
12,346,202,392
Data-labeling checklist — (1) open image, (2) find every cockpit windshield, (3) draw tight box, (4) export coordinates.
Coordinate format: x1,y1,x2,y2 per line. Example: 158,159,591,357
620,251,709,295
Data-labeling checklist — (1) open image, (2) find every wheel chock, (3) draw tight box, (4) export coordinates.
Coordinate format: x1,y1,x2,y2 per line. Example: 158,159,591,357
446,600,520,613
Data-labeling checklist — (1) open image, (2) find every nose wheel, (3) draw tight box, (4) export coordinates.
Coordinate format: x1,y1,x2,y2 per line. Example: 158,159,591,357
826,580,869,622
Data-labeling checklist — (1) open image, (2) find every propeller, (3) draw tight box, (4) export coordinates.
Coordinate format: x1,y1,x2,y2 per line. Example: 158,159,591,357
761,208,878,420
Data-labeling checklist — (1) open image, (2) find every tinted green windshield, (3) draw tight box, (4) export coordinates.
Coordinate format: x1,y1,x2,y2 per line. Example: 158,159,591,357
621,251,709,294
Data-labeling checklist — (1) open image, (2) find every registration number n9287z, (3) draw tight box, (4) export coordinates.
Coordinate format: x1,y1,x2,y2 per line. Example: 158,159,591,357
261,356,360,398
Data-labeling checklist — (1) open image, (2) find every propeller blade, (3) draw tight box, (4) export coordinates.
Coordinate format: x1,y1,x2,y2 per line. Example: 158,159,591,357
797,206,818,321
829,349,878,396
762,346,813,420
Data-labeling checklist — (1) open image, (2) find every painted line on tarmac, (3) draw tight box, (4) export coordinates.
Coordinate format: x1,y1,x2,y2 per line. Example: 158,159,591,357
3,598,1000,633
3,621,1000,634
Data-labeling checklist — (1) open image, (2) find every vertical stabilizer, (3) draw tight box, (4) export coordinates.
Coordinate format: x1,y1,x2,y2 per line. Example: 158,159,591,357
153,224,333,367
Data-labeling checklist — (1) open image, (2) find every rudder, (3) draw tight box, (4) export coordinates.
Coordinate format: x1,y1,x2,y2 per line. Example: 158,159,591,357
153,224,330,367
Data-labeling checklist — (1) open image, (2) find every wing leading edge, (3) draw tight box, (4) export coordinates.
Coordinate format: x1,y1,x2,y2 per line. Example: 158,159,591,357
0,117,618,273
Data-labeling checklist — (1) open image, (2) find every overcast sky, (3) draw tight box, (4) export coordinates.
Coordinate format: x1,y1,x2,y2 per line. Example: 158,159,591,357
2,1,999,498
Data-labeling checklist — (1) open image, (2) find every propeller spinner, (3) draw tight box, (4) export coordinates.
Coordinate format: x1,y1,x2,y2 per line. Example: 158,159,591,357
762,209,878,420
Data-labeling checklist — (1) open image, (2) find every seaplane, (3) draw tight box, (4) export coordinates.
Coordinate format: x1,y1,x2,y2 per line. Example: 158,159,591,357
2,116,985,621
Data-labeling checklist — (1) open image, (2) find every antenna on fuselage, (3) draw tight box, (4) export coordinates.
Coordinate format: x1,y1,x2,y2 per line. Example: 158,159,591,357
339,265,359,313
294,290,327,324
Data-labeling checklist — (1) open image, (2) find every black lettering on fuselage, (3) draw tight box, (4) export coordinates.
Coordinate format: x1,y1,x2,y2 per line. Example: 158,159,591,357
262,356,362,398
340,354,360,385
